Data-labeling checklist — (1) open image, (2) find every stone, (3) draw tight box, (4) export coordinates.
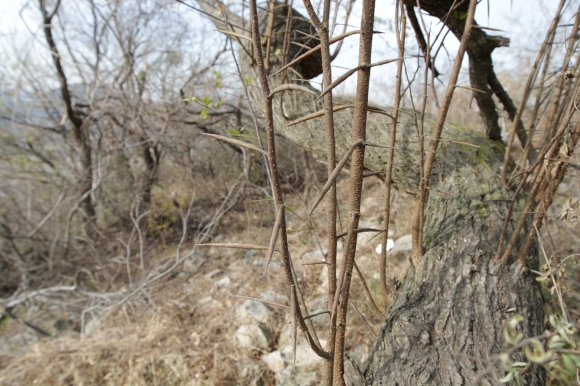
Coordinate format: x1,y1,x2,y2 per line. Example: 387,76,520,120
244,249,258,264
83,316,100,336
348,344,370,367
205,269,222,278
280,340,327,368
393,234,412,252
190,332,201,346
236,299,272,325
213,276,231,289
262,350,286,372
197,296,221,308
274,366,320,386
305,296,328,327
183,252,203,273
252,259,282,269
301,249,327,263
235,324,269,349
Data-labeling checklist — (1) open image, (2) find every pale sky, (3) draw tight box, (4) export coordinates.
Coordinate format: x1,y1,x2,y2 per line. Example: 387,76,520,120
0,0,570,103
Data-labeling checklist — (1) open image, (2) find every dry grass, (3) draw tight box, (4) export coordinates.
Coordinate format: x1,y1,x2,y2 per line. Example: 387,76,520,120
0,171,417,385
0,150,577,385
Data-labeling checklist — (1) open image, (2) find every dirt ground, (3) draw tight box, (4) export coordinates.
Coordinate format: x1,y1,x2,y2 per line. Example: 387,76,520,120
0,170,579,385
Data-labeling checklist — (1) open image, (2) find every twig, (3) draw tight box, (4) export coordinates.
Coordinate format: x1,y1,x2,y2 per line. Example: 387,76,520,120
285,104,355,127
232,294,289,309
411,0,477,266
380,0,405,305
308,141,363,215
202,133,268,155
351,301,377,338
500,0,567,185
197,243,272,250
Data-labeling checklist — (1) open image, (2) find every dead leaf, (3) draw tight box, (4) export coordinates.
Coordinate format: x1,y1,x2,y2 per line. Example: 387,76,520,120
558,197,580,229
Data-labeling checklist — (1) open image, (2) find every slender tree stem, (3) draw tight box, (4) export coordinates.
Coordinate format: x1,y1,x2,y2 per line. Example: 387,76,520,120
410,0,477,266
379,0,405,307
333,0,375,382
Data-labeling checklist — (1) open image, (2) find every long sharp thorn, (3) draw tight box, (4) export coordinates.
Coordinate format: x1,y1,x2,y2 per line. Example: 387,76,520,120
309,142,362,215
202,133,267,155
197,243,270,250
285,104,354,128
265,205,285,274
271,30,363,77
316,58,403,102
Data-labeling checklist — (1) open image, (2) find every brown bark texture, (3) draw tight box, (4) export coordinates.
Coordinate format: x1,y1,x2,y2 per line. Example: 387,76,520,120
194,2,545,384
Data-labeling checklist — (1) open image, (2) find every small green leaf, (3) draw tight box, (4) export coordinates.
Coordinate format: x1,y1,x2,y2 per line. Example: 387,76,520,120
548,335,566,349
244,77,253,84
499,371,514,383
201,96,211,106
514,371,524,386
227,129,240,135
452,10,467,19
274,48,282,56
200,108,208,119
562,354,577,375
264,195,274,200
216,100,224,108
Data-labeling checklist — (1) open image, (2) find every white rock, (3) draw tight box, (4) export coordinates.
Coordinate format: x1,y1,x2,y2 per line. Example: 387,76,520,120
301,249,327,262
83,317,100,336
281,340,327,368
214,276,231,289
197,296,221,308
236,299,272,325
190,332,201,346
206,269,222,278
393,234,412,252
275,366,319,386
262,351,286,372
235,324,269,349
183,253,202,273
375,239,394,254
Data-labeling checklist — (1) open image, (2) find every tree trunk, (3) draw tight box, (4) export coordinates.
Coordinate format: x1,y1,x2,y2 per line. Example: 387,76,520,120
39,0,95,219
194,2,545,383
362,143,544,385
80,137,95,219
138,141,159,204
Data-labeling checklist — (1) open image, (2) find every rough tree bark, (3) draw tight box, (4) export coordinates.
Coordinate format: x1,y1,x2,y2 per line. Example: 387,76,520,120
193,2,544,384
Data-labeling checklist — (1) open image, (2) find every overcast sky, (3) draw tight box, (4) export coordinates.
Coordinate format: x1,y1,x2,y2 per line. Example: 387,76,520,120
0,0,571,103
